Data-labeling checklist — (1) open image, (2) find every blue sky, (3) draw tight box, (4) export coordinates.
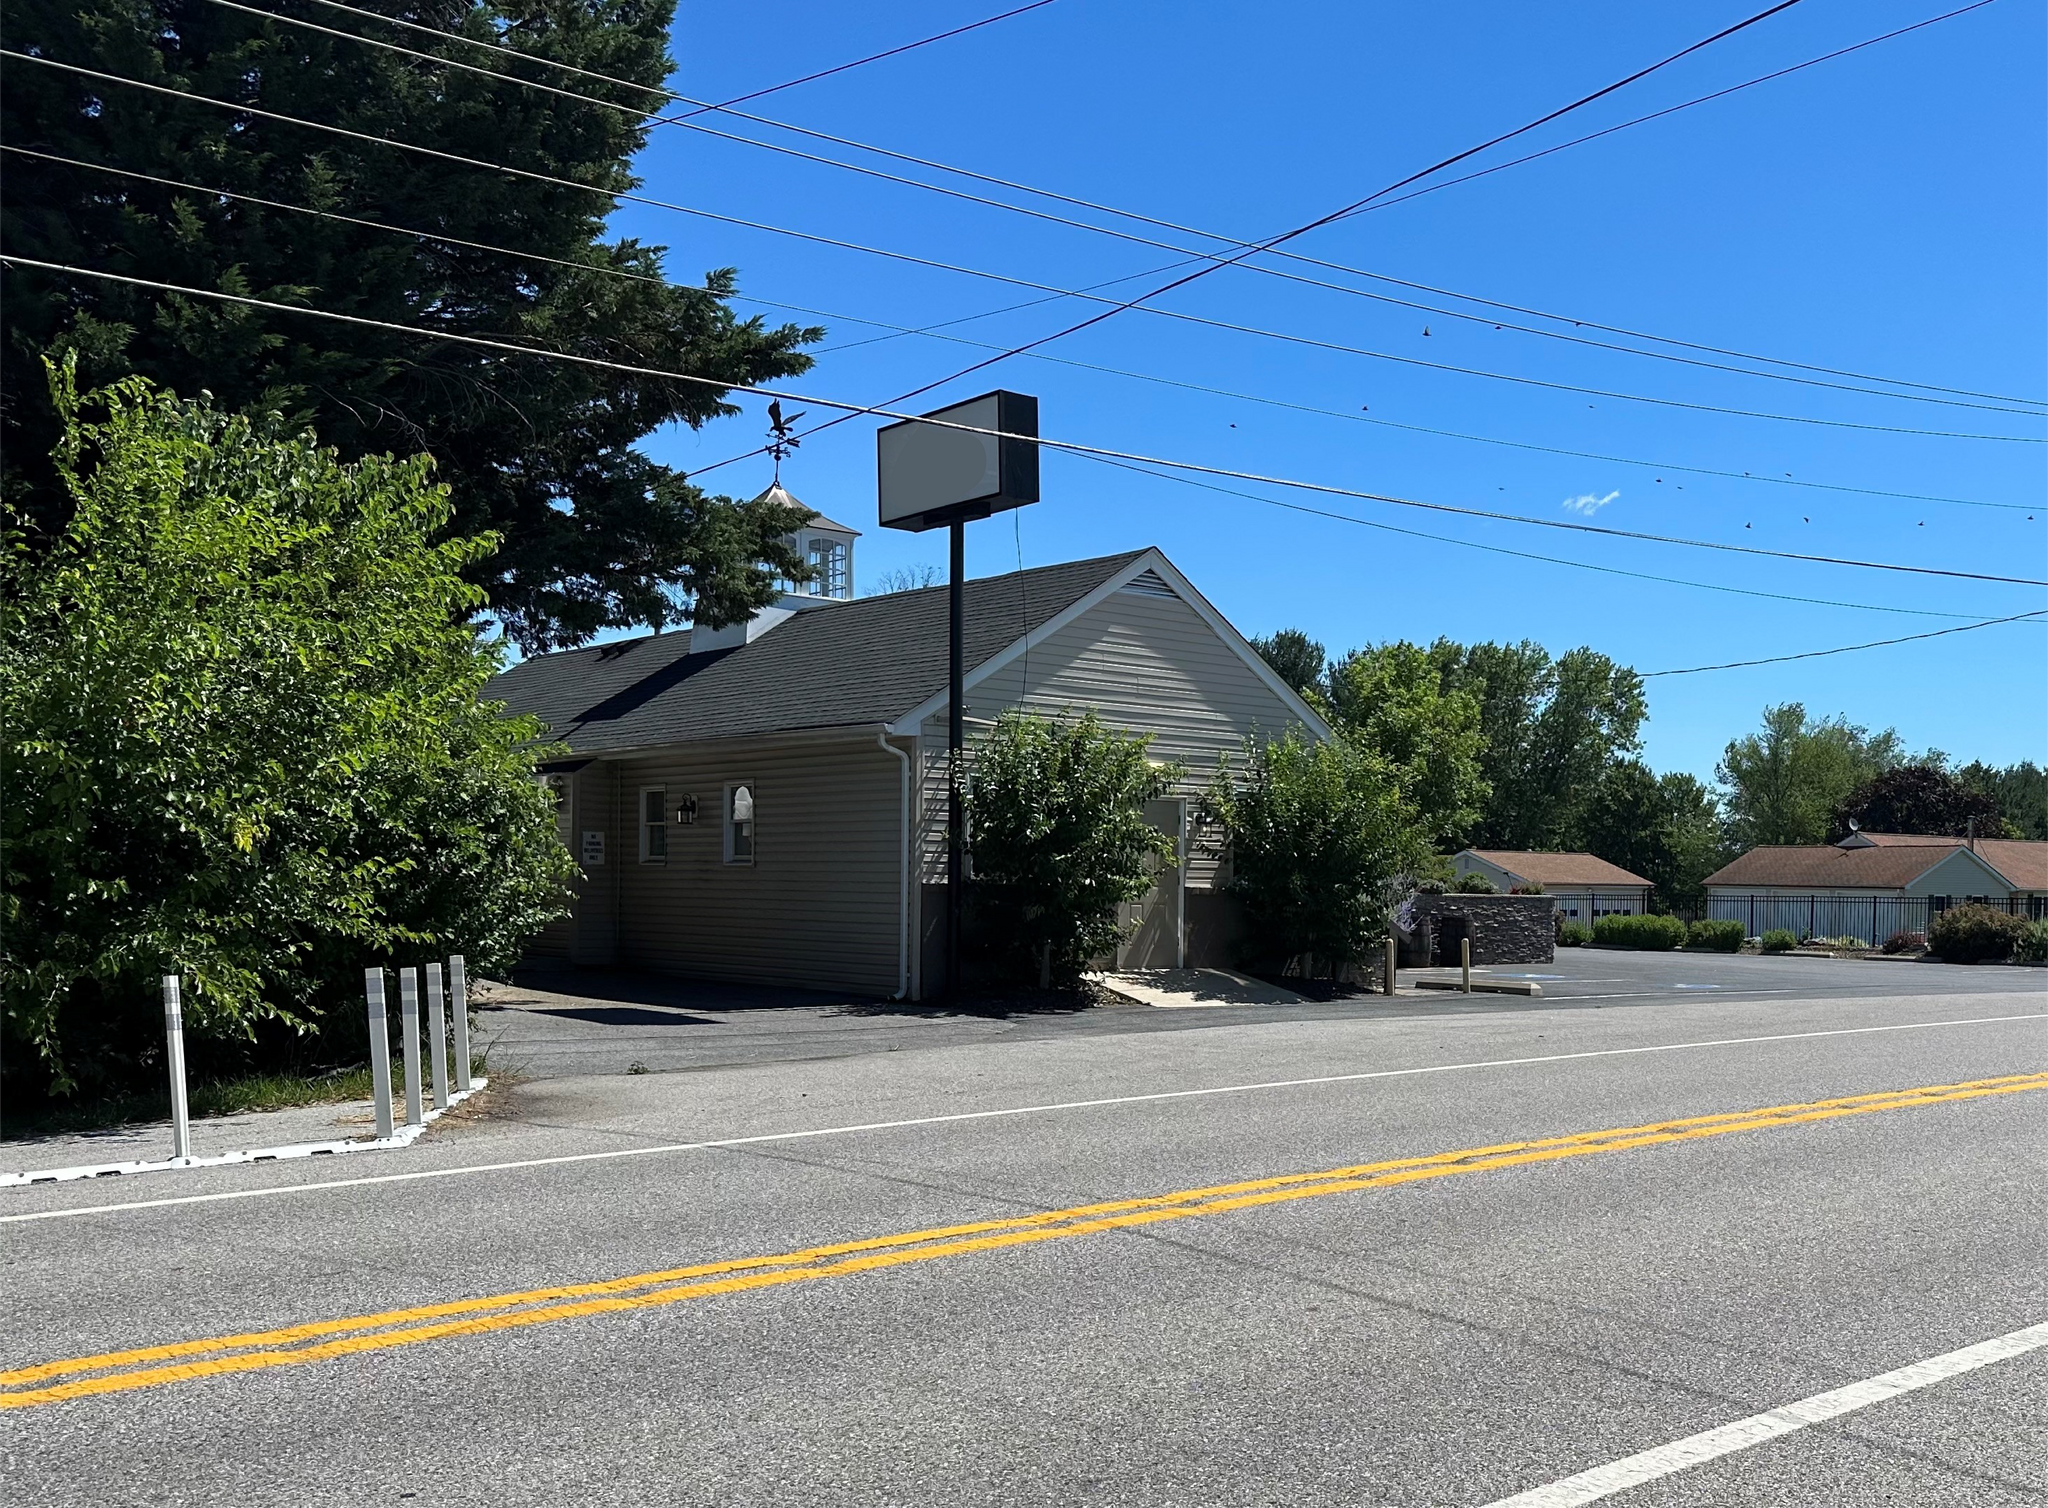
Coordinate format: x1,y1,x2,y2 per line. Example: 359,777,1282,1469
610,0,2045,782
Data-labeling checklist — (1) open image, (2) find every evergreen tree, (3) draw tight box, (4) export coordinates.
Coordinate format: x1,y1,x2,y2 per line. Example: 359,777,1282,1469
2,0,818,649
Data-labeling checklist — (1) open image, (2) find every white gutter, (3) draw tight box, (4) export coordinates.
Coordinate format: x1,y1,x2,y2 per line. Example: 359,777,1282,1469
877,730,912,1000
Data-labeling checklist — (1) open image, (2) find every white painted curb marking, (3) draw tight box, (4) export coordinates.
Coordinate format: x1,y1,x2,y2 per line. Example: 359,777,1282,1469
0,1081,487,1189
1480,1319,2048,1506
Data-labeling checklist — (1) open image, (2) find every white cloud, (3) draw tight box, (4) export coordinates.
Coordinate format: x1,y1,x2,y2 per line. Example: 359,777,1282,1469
1562,489,1620,516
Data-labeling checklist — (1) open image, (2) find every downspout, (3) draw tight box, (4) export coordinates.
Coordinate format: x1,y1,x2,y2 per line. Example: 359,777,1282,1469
877,730,912,1000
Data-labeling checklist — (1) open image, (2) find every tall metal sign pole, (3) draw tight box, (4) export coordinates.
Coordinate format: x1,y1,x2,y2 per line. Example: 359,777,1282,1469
877,391,1040,995
948,516,967,994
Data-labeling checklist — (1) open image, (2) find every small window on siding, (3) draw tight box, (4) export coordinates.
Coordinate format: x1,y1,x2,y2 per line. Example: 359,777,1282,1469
640,788,667,862
724,782,755,865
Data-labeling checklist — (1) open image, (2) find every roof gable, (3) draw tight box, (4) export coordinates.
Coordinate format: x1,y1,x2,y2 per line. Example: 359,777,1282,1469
1701,841,2014,890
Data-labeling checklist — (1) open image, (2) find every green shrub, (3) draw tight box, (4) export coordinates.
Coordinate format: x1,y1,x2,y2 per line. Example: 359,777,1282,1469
1760,929,1798,954
967,710,1179,986
2016,920,2048,963
1882,930,1925,954
1928,904,2028,964
1208,732,1427,981
1592,913,1687,950
1557,921,1592,947
1684,919,1745,952
2,372,577,1104
1453,872,1499,894
1509,881,1545,895
1814,935,1868,952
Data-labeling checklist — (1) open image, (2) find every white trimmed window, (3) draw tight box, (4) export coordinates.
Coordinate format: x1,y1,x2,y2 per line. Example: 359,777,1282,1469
724,782,755,865
640,787,667,863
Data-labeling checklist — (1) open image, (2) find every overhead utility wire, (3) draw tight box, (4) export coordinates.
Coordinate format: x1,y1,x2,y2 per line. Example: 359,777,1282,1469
290,0,2030,409
1642,610,2048,676
655,0,1839,448
26,142,2024,520
280,0,1056,112
669,1,1055,114
25,55,2033,446
10,256,2043,595
1072,450,2001,620
201,0,2032,418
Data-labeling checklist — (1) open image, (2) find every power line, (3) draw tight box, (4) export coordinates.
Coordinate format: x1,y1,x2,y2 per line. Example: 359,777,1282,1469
26,53,2037,447
763,0,1825,429
1073,449,2000,620
11,255,2045,594
289,0,2034,408
677,1,1056,114
1642,610,2048,676
26,142,2027,521
198,0,2034,418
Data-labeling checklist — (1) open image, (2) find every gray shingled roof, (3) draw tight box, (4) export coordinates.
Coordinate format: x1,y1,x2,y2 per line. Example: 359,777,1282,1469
487,550,1147,754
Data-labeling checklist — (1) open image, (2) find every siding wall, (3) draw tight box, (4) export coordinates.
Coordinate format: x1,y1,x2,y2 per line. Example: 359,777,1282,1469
557,735,904,995
915,580,1311,889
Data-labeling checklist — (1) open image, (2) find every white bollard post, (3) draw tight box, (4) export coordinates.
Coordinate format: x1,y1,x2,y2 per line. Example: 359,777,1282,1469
364,968,395,1141
424,962,451,1111
399,967,424,1128
448,954,473,1092
1384,936,1397,997
162,976,192,1162
1461,936,1472,994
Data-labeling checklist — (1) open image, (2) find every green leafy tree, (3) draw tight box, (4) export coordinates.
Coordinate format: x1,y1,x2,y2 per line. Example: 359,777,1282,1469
1433,640,1646,849
1251,628,1328,698
1830,762,2009,840
2,0,819,650
965,712,1180,987
1574,761,1725,912
1956,760,2048,840
1325,640,1487,848
1206,732,1426,981
1,369,577,1101
1718,703,1905,849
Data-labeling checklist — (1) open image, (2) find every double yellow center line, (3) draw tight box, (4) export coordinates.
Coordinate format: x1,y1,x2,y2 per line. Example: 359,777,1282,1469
6,1070,2043,1409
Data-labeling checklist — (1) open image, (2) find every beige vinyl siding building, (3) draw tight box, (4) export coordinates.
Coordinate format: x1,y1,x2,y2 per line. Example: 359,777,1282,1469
494,548,1326,999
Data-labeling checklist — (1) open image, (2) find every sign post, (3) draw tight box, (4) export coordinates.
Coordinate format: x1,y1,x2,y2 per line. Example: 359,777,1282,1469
876,391,1039,996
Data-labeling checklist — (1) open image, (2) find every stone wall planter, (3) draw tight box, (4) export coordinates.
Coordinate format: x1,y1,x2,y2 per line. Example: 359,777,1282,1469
1396,894,1556,966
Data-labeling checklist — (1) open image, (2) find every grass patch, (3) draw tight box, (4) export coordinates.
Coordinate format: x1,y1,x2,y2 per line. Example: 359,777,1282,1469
3,1057,484,1141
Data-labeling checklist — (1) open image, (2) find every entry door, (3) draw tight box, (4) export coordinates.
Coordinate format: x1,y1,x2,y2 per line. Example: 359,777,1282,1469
1115,798,1186,970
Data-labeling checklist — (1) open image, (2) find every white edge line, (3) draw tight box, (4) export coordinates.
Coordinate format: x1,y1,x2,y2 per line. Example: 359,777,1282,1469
1479,1318,2048,1507
3,1012,2043,1225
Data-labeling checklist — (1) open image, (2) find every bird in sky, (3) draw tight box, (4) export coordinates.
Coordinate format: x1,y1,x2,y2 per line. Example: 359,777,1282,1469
1422,326,1432,337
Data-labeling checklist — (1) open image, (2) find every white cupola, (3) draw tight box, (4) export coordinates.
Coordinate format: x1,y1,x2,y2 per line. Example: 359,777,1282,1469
758,483,859,601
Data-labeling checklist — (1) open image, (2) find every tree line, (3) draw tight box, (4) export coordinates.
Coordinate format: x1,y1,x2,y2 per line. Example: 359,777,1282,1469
1252,628,2045,911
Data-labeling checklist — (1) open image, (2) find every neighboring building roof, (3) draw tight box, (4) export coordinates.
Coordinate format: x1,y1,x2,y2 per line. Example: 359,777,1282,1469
1461,851,1651,888
487,551,1149,755
1975,839,2048,890
1699,834,2045,891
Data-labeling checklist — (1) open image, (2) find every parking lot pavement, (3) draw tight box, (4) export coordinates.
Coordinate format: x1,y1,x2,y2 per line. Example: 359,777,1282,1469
1406,948,2048,1004
472,952,2046,1087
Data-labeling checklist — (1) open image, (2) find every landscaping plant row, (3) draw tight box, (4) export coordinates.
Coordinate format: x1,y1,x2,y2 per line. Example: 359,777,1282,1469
1553,902,2048,963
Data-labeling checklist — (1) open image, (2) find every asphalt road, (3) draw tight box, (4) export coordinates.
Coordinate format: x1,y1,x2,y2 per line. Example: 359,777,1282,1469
4,963,2045,1506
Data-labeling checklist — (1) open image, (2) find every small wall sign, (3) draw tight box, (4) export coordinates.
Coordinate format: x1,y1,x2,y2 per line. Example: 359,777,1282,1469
580,830,606,867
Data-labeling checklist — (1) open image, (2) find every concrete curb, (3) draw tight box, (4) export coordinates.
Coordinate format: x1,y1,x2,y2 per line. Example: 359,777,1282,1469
1412,979,1544,997
0,1078,488,1188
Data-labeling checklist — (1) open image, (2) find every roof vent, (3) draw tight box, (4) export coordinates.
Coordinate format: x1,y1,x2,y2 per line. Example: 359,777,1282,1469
1118,568,1175,599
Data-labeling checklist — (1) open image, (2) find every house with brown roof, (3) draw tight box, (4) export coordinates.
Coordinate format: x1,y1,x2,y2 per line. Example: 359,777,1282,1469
1701,831,2047,943
1451,850,1653,923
